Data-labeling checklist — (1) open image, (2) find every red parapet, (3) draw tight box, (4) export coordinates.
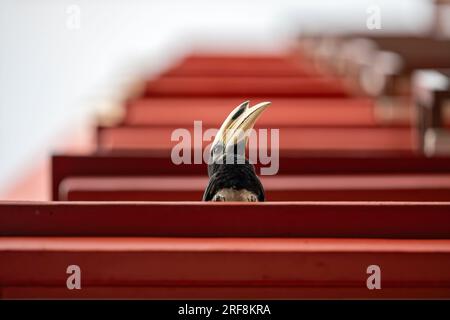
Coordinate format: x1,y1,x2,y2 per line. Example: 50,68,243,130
1,202,450,238
96,126,415,152
145,76,350,98
58,174,450,202
124,97,404,128
1,237,450,299
161,53,317,77
51,154,450,200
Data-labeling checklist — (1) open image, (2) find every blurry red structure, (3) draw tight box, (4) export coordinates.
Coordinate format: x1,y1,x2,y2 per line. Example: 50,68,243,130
2,32,450,299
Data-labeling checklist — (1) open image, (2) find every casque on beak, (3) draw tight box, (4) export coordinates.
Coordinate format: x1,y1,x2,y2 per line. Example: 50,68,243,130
210,100,271,162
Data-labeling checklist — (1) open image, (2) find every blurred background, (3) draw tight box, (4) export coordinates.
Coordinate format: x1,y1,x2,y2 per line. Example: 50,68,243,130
0,0,447,199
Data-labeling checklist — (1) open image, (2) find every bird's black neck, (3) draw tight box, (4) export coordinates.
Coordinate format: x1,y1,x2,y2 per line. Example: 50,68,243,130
204,153,265,201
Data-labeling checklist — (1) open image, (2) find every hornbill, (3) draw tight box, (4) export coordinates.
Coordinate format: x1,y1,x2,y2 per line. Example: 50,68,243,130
203,100,270,202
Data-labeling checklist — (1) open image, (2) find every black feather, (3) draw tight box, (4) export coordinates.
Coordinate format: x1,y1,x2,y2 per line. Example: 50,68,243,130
203,153,265,201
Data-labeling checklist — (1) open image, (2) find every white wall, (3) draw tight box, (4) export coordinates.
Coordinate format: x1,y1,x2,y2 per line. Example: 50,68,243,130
0,0,433,195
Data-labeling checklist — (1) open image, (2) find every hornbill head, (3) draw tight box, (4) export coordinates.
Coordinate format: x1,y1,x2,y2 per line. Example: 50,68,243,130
203,100,270,202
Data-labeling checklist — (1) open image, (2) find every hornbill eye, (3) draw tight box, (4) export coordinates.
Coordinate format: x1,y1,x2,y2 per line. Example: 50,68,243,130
212,194,226,202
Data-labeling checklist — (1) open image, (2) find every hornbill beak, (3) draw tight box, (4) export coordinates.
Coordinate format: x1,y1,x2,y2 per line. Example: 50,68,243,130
204,100,270,202
210,100,271,161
